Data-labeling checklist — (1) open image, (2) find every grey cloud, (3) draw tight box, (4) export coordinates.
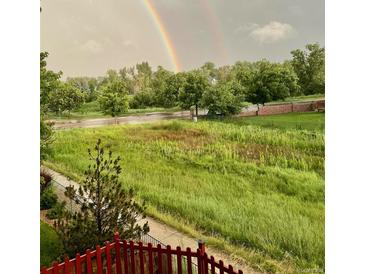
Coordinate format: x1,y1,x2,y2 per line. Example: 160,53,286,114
249,21,295,44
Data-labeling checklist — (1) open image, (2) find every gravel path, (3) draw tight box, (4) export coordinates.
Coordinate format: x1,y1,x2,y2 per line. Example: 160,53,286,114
42,167,262,274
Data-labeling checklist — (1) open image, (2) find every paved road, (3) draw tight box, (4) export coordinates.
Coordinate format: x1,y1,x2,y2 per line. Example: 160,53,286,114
50,99,323,130
50,111,192,129
42,167,261,274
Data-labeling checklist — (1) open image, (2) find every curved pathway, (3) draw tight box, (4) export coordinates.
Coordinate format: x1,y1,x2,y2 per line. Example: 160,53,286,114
42,166,261,274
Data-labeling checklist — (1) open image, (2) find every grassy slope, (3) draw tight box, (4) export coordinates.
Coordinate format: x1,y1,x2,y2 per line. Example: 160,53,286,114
44,113,324,273
47,101,181,120
266,94,325,105
40,221,64,267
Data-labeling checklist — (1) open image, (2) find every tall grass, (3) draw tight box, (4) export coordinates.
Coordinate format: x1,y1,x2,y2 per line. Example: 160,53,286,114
44,113,325,273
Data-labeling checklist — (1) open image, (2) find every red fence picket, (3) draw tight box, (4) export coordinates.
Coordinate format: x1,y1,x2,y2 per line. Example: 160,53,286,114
41,232,243,274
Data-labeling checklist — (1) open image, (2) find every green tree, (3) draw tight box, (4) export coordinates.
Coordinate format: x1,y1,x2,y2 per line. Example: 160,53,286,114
67,77,99,102
201,61,218,79
40,117,54,161
151,66,174,107
40,52,62,113
246,60,299,105
162,72,187,108
129,88,155,109
48,83,86,115
178,70,210,116
202,80,244,115
291,43,325,95
55,139,149,256
98,79,129,116
135,62,153,92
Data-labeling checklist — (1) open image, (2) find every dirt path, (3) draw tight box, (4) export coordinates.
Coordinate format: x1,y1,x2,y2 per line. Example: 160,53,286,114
42,167,261,274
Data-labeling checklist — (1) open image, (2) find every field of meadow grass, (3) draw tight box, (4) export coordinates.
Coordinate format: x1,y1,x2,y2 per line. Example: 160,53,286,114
44,112,324,273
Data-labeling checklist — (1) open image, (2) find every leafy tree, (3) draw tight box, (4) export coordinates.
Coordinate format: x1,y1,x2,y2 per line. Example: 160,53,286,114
151,66,175,107
178,70,210,116
119,67,135,94
201,62,218,79
246,60,299,105
48,83,86,115
135,62,153,92
129,88,155,109
162,72,187,108
202,80,244,115
291,43,325,95
55,139,149,256
216,65,234,83
67,77,99,102
98,78,129,116
40,117,54,161
40,52,62,112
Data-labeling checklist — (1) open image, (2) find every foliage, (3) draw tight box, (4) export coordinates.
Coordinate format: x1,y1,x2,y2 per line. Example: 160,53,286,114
98,78,129,117
202,80,244,115
40,117,54,161
129,88,155,109
135,62,153,92
66,77,99,102
178,70,210,116
45,113,324,272
150,66,174,107
54,139,149,256
46,201,66,220
40,221,64,267
40,52,62,113
41,187,58,210
291,43,325,95
201,61,218,79
161,72,187,108
40,169,53,193
48,83,86,115
246,60,299,105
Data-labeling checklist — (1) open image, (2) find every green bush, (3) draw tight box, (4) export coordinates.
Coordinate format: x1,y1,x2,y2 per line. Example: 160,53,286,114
129,89,155,109
46,201,66,219
40,187,58,210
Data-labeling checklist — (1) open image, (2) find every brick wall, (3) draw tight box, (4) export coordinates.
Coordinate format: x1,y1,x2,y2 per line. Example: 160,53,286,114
293,102,314,112
237,100,325,117
258,103,292,116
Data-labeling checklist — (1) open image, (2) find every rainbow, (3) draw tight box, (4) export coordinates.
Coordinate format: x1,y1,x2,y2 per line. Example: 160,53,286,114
142,0,229,72
199,0,230,64
143,0,181,72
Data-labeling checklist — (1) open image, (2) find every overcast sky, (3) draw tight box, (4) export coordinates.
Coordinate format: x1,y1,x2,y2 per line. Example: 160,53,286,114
41,0,324,78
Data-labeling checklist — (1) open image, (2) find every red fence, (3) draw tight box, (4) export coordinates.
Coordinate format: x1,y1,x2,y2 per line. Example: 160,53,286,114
41,232,243,274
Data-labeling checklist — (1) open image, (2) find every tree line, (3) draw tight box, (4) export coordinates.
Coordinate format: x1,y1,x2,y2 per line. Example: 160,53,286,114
40,43,324,118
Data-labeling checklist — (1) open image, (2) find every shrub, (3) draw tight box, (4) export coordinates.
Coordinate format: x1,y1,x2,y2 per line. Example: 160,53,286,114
46,201,66,219
40,169,53,194
129,89,155,109
40,187,58,210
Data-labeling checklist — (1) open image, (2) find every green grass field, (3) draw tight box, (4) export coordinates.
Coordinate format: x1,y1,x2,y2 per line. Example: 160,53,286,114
47,100,181,120
40,221,64,267
44,112,324,273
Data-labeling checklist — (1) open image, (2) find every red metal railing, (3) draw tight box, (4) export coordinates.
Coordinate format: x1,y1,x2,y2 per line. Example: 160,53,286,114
41,232,243,274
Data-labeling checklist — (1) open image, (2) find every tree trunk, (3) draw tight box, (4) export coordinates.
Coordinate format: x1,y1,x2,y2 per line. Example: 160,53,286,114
195,104,198,117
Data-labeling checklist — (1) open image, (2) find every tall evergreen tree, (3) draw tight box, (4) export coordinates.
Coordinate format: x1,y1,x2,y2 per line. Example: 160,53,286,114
55,139,149,256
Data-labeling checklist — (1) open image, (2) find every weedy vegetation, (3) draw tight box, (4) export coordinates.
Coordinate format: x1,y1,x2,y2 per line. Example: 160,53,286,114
44,112,324,273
